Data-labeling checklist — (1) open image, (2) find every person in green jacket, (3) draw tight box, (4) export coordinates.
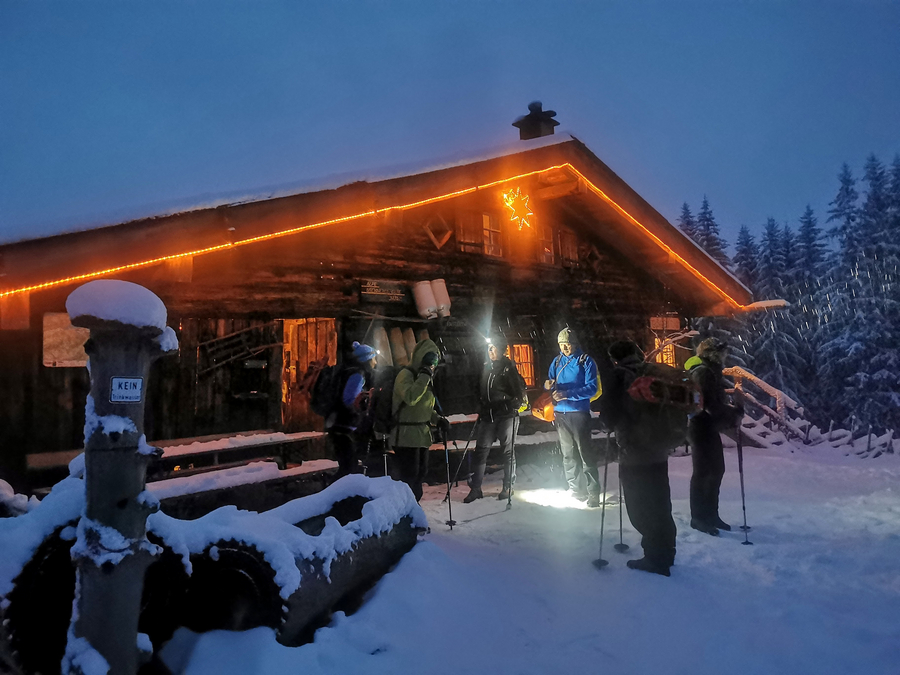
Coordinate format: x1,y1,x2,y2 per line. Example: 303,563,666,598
390,338,447,502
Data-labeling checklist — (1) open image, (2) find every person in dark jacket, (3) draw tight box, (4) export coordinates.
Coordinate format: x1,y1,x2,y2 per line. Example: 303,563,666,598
604,340,677,576
545,328,602,506
688,337,743,536
327,341,377,478
389,339,448,502
464,336,526,503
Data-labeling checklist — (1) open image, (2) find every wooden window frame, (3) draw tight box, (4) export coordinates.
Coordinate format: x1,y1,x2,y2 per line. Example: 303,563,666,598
510,343,536,388
482,213,503,258
538,225,556,265
559,228,579,267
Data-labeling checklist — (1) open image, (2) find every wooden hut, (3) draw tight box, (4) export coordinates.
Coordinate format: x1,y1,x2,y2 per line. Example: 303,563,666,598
0,134,752,489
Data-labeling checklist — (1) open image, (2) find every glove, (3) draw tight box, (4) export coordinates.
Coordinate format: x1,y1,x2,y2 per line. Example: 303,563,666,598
419,351,439,377
437,416,451,434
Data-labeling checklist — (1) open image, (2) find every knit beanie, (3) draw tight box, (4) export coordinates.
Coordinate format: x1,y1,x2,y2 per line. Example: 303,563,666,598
352,341,377,364
557,327,575,344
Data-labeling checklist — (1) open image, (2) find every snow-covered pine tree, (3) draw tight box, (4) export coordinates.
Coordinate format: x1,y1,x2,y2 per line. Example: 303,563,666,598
781,224,798,290
694,196,730,267
816,156,900,433
795,205,827,291
791,206,829,414
732,225,759,290
750,218,806,402
677,202,699,242
827,163,860,265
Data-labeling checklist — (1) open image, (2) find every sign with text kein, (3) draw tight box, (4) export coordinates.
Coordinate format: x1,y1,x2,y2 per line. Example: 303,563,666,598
110,377,143,403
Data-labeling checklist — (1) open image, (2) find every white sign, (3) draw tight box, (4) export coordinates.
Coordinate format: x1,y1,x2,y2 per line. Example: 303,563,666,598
110,377,143,403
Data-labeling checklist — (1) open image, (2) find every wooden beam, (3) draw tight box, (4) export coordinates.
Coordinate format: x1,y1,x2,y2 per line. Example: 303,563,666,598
534,180,581,201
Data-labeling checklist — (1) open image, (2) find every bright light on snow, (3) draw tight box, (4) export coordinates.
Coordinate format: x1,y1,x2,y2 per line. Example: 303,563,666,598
517,488,591,510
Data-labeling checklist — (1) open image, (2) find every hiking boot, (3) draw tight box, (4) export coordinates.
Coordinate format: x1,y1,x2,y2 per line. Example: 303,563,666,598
713,516,732,531
586,494,601,508
691,518,719,536
626,557,671,577
498,487,513,501
463,487,483,503
570,489,589,502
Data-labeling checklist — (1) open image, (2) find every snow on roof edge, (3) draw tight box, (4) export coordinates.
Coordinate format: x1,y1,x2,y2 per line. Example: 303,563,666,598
0,134,575,247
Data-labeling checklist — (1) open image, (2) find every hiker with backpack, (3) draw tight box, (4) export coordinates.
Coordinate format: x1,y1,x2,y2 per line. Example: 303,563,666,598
390,338,449,502
463,335,527,503
544,328,602,507
603,340,678,577
326,341,378,478
688,337,744,536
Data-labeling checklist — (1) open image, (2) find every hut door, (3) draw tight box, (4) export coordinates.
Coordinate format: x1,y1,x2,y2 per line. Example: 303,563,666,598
281,318,338,432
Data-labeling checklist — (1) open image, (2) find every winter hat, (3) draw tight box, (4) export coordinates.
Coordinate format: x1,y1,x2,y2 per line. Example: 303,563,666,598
557,327,576,344
351,341,377,364
608,340,644,363
697,337,727,360
486,334,509,350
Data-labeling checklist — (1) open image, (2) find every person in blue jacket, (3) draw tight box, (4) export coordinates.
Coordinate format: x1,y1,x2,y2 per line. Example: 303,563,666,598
327,341,377,477
544,327,602,507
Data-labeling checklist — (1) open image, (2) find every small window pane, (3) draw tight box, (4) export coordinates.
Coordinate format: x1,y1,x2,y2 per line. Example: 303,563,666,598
511,343,536,387
483,214,502,257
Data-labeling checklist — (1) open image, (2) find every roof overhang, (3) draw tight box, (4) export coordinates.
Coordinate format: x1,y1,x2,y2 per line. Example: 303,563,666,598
0,138,752,316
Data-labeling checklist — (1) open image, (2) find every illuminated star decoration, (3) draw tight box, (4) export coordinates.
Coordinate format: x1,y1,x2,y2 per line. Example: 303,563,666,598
503,187,533,231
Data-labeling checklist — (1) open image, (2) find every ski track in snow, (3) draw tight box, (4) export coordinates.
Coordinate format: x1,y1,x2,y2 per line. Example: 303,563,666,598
173,441,900,675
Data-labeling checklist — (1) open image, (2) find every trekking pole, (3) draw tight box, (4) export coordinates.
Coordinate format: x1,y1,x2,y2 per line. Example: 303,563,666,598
447,415,479,494
506,420,518,512
592,440,611,569
734,396,753,545
612,436,629,553
442,429,457,530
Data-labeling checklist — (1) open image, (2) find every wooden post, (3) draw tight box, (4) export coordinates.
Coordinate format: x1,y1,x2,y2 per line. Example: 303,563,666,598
866,425,873,454
63,282,174,675
827,420,834,443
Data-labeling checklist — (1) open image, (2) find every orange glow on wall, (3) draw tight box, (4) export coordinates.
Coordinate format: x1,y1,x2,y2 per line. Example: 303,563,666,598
502,187,533,231
0,163,745,310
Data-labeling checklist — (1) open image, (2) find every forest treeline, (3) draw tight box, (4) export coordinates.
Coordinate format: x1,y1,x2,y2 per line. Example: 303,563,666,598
679,154,900,435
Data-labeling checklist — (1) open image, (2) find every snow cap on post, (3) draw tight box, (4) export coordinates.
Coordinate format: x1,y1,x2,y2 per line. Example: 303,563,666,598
66,280,167,333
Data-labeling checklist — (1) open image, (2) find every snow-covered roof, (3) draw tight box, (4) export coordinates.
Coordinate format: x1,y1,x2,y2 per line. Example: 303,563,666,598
0,134,573,247
0,133,752,312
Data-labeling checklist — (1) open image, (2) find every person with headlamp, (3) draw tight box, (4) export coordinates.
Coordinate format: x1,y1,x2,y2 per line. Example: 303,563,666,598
463,335,526,503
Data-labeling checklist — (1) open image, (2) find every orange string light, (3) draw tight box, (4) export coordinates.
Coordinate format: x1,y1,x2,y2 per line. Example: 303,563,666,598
0,163,745,308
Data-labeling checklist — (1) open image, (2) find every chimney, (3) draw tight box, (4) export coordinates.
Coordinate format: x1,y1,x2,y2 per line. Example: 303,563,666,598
512,101,559,140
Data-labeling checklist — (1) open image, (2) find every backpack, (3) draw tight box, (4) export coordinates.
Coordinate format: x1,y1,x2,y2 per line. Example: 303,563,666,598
299,358,347,418
365,365,413,437
616,361,703,454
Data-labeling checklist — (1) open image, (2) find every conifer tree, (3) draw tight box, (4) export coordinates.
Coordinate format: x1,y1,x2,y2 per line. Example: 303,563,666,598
732,225,758,290
795,205,826,290
677,202,698,242
827,163,860,264
751,218,805,401
695,196,730,266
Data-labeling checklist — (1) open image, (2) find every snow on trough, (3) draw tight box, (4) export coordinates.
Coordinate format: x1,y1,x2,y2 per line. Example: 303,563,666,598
147,474,426,599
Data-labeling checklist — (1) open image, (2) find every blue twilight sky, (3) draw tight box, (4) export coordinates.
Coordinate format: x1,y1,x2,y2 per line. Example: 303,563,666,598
1,1,898,247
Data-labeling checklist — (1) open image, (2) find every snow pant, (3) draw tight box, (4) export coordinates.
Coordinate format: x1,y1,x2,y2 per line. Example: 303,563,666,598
556,411,601,496
393,446,429,502
329,431,362,477
469,416,519,490
619,461,677,567
688,417,726,523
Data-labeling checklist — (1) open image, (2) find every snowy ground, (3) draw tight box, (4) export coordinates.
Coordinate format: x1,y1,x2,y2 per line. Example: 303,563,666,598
165,440,900,675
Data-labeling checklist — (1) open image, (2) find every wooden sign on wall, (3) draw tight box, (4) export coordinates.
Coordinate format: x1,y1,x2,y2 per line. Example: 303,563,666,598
360,279,407,303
